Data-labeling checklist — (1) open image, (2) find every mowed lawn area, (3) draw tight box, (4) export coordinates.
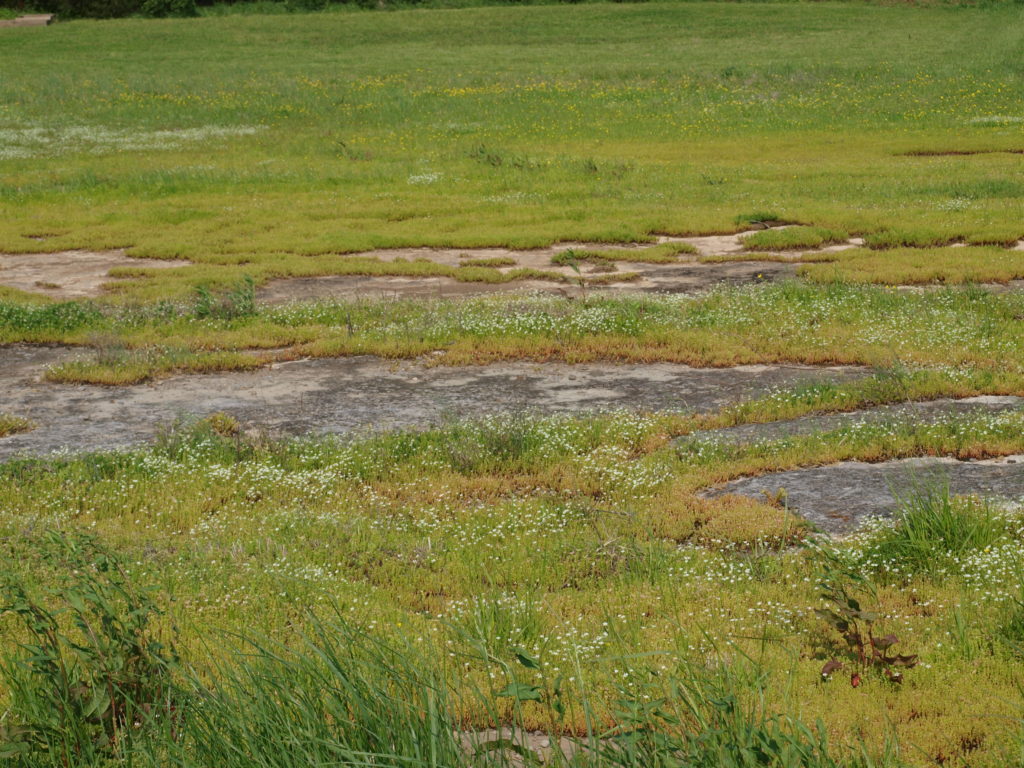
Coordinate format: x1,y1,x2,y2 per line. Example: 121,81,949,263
3,4,1024,768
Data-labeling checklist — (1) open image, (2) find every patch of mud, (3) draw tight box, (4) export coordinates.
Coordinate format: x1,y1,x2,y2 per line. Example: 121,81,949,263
0,250,189,298
627,261,795,292
0,344,865,459
705,456,1024,535
690,396,1024,445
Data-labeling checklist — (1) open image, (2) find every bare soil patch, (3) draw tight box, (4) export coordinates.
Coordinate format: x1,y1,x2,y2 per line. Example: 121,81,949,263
0,250,189,298
0,344,864,459
10,232,1023,305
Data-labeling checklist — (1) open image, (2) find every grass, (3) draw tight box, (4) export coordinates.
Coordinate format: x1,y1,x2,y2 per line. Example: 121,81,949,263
7,282,1023,383
741,226,850,252
552,242,697,266
3,3,1024,764
859,489,1010,578
0,413,34,437
459,255,518,267
0,537,902,768
1,4,1024,301
3,410,1024,765
698,244,1024,285
798,246,1024,285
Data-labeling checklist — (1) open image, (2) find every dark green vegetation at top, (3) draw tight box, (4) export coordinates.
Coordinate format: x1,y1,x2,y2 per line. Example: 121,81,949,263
15,0,1021,21
1,0,198,18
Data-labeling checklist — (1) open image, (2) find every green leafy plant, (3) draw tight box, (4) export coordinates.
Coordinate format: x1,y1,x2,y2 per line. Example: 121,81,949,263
36,0,141,18
0,531,178,764
559,251,589,302
285,0,328,10
192,275,256,320
815,552,917,685
861,487,1007,578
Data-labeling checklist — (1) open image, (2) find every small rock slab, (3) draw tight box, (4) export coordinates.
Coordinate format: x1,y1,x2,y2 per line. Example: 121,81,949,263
707,455,1024,535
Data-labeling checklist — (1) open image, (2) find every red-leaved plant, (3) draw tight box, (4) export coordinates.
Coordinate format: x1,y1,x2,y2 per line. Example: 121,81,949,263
815,551,917,685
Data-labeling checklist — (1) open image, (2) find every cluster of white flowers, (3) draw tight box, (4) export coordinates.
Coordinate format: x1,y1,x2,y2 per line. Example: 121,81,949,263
0,123,262,158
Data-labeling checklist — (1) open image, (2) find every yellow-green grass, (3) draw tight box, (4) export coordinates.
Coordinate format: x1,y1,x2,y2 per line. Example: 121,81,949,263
799,246,1024,285
0,413,34,437
552,242,697,265
97,253,647,303
4,5,1024,764
115,255,571,300
2,5,1024,301
13,283,1024,383
4,407,1024,765
458,255,518,267
700,245,1024,286
0,285,56,304
45,349,269,386
579,270,641,284
698,251,813,264
740,226,850,251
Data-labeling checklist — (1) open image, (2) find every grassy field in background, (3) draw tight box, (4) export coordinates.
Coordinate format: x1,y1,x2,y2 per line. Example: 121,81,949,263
0,3,1023,300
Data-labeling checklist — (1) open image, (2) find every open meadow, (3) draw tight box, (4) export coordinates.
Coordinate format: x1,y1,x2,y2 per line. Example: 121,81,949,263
2,2,1024,766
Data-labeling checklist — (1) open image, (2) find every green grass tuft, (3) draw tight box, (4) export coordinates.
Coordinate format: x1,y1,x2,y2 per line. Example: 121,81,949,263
860,489,1010,578
741,226,850,252
799,246,1024,285
459,256,518,267
0,413,35,438
553,242,696,265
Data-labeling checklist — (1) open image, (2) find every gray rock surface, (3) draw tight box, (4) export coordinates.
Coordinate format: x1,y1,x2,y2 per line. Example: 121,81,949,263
0,344,865,459
706,455,1024,535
